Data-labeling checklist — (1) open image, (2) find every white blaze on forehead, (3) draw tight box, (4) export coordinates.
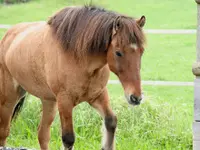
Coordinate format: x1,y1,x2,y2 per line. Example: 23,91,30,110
130,43,138,50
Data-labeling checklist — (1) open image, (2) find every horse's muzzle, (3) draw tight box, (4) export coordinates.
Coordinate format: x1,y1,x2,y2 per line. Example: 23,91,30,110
130,95,142,105
125,94,142,106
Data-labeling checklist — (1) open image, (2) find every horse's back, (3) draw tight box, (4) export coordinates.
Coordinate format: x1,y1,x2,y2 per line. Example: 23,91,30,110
0,22,45,64
1,22,44,47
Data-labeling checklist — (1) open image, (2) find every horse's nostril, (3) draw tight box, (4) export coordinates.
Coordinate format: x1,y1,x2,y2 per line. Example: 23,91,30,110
130,94,142,104
130,95,137,102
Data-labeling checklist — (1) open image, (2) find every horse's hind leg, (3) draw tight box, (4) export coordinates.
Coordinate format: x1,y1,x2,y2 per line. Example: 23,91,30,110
38,99,57,150
0,68,24,146
0,98,17,146
90,89,117,150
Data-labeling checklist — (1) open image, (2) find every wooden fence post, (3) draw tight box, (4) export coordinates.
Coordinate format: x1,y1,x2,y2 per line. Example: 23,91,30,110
193,1,200,150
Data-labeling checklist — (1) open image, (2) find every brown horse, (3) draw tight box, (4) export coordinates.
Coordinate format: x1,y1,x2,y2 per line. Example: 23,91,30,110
0,5,146,150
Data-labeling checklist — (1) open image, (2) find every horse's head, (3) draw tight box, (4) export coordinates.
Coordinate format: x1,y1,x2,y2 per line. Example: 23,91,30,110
107,16,146,106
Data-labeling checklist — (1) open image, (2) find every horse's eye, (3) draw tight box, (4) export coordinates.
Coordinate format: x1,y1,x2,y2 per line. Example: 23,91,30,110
115,51,122,57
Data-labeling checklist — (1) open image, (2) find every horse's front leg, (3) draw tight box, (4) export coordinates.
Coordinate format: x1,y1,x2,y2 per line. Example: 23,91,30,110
90,89,117,150
57,93,75,150
38,99,57,150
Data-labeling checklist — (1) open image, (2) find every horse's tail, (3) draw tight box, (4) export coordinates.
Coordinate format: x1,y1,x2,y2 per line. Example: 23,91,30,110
12,94,26,121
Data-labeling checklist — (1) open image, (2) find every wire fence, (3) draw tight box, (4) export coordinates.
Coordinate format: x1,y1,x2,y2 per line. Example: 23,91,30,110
0,24,196,34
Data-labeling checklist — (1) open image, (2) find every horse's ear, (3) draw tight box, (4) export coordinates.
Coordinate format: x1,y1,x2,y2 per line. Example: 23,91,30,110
112,16,122,36
136,16,146,28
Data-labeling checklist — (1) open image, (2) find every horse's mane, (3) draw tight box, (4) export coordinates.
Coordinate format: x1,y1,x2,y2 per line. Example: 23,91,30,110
48,5,145,55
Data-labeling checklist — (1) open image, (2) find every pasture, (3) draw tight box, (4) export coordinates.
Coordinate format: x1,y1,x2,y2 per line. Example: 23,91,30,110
0,0,195,149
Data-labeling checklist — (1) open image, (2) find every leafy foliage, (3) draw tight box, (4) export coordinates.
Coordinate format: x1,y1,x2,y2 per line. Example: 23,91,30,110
0,0,31,4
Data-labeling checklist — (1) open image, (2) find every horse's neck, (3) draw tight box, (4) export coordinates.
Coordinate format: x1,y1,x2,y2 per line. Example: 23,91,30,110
85,54,107,74
47,27,108,76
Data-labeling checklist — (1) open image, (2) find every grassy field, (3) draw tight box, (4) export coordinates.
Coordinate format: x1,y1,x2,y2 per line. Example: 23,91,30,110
0,0,196,149
8,85,193,150
0,0,196,29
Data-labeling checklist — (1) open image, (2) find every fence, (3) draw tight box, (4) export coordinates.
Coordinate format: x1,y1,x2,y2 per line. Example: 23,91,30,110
193,1,200,150
0,25,197,34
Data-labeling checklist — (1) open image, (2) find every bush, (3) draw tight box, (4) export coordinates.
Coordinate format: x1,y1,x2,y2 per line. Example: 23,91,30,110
0,0,31,4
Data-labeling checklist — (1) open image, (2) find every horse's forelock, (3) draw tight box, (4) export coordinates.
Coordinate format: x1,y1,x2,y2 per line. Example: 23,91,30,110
116,17,145,48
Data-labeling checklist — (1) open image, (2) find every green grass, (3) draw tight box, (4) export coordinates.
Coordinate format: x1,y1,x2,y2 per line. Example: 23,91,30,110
0,0,196,29
101,0,196,29
0,30,7,38
0,0,91,24
142,34,195,81
7,85,193,150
